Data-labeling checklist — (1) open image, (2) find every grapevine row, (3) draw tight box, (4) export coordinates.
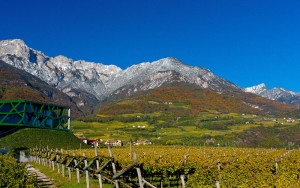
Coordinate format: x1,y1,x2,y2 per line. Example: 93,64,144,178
30,146,300,187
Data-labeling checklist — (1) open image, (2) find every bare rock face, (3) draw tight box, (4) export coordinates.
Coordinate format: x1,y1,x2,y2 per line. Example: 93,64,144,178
0,60,88,118
110,57,240,97
0,39,122,101
0,39,241,110
0,39,30,59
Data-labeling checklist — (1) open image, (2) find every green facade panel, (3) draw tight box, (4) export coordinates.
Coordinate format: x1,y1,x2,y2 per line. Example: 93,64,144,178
0,100,70,130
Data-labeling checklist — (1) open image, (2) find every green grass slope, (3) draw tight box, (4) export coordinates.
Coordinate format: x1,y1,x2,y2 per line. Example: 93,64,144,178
0,128,89,150
73,85,300,148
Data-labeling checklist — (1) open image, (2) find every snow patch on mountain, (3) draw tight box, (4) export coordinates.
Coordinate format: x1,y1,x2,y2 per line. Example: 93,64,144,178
0,39,122,100
0,39,241,102
245,83,300,105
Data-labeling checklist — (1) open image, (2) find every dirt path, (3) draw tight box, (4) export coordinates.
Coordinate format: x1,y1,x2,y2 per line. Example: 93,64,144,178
26,164,55,187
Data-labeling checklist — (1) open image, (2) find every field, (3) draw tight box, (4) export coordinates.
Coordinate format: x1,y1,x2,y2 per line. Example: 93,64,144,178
71,86,300,148
72,110,300,148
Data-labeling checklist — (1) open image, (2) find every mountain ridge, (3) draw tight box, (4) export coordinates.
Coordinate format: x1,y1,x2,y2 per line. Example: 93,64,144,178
99,84,298,117
245,83,300,106
0,39,240,104
0,60,91,117
1,39,299,115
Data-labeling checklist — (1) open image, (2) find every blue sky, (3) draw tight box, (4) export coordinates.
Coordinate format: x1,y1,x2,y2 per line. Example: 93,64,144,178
1,0,300,91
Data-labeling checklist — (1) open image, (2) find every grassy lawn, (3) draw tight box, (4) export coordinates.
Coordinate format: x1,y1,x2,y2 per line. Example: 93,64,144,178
29,162,112,188
0,128,88,150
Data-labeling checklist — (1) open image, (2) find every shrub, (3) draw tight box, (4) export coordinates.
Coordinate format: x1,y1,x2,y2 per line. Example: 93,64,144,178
0,154,38,187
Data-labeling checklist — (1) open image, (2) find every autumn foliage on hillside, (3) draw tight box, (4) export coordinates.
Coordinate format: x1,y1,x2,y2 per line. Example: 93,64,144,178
0,68,59,103
0,60,84,118
97,84,298,117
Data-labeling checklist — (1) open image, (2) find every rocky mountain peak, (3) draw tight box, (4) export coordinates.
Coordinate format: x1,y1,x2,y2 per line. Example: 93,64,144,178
0,39,29,58
0,39,125,100
153,57,184,66
245,83,300,105
0,39,242,106
0,39,27,47
257,83,267,88
111,57,240,98
153,57,192,71
51,55,72,64
245,83,267,94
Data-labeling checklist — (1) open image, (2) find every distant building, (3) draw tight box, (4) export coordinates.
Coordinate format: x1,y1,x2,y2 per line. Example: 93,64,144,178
143,140,152,145
79,137,101,146
133,140,152,146
286,118,295,123
104,140,123,147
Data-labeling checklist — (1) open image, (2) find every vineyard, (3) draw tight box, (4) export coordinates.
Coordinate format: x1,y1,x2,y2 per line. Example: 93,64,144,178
30,145,300,187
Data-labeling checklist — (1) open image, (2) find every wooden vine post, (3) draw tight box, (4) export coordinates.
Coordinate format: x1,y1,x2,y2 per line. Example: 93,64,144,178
67,152,74,180
180,175,186,188
52,149,55,171
57,148,61,173
132,152,144,188
38,148,41,165
29,146,156,188
94,143,103,188
108,146,120,188
61,149,65,177
41,149,44,166
74,152,80,183
47,149,51,169
83,152,90,188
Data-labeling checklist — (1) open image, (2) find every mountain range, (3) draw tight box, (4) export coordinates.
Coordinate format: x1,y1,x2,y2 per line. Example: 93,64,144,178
245,83,300,106
0,60,88,117
0,39,299,117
